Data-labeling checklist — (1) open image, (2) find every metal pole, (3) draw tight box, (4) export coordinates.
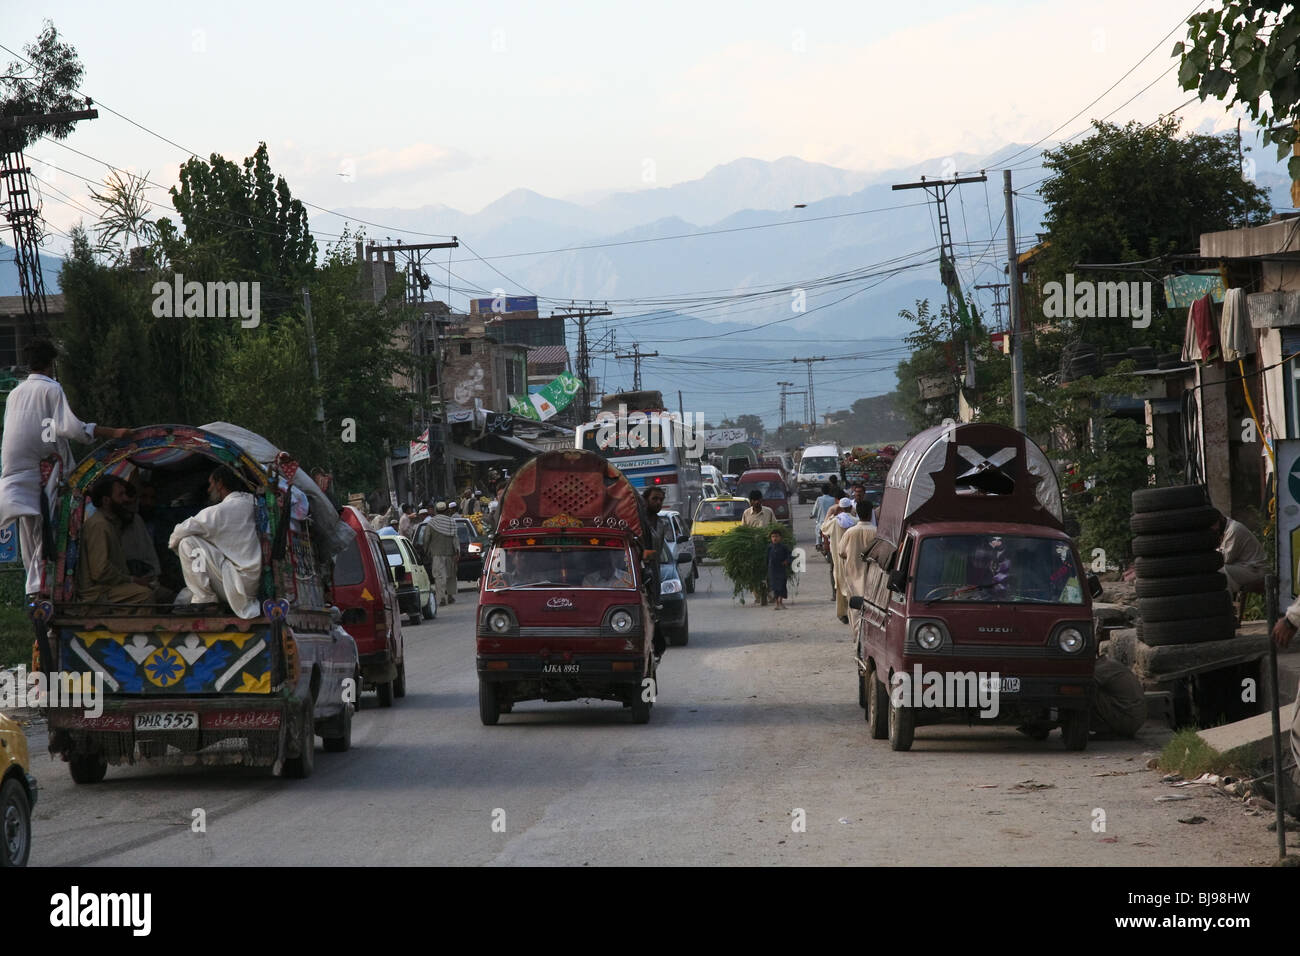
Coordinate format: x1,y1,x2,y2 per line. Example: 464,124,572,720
1265,573,1289,859
302,288,327,449
1004,170,1027,433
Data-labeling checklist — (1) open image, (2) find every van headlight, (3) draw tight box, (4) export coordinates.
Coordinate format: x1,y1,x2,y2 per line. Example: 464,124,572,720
610,609,634,633
916,623,944,650
1057,626,1086,653
660,579,682,595
487,610,512,634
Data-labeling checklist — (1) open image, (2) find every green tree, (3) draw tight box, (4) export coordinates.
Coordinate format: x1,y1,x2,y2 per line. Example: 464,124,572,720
1175,2,1300,178
0,20,87,149
1030,117,1270,359
892,299,964,432
159,142,317,316
88,169,159,263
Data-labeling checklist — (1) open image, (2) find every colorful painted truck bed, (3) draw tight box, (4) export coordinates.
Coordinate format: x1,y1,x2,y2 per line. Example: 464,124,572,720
36,423,358,781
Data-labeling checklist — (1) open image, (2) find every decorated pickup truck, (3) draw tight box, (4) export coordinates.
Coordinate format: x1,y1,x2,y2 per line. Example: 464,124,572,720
33,423,359,782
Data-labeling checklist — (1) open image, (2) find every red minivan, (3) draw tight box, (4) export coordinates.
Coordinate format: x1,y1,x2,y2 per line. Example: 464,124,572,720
735,468,793,530
336,506,406,707
853,423,1102,752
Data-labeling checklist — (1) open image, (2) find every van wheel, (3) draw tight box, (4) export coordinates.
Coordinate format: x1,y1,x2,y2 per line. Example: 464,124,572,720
1061,709,1090,751
479,679,500,725
284,701,315,778
393,661,407,699
322,699,352,753
69,753,107,784
887,688,914,751
377,678,395,708
866,666,889,740
422,592,436,619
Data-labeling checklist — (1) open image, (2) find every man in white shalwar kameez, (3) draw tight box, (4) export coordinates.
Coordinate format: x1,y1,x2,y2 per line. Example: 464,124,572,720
168,465,262,618
0,340,128,595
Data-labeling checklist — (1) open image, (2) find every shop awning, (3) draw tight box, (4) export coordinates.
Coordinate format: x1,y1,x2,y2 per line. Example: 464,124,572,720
483,433,544,456
448,443,513,463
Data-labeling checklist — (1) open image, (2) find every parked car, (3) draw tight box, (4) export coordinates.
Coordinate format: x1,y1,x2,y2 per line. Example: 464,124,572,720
691,495,749,559
735,468,794,529
338,506,407,707
456,516,485,582
379,531,436,625
0,713,35,866
656,536,692,646
658,509,697,593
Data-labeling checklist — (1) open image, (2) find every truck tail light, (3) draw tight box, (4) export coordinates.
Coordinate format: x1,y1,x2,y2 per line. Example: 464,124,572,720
651,474,678,485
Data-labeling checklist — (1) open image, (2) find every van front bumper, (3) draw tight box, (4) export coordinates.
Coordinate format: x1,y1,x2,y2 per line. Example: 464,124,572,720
477,656,649,683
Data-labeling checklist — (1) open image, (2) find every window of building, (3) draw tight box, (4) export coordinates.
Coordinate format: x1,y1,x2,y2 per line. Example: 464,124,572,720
459,343,472,355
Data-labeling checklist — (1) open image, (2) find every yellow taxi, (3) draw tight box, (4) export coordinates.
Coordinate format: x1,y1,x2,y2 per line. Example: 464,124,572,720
1,712,35,867
691,496,750,560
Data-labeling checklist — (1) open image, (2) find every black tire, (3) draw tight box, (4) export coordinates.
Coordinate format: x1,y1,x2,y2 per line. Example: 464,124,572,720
1134,551,1223,578
684,569,695,594
377,677,395,708
393,661,407,699
887,682,915,751
479,678,500,725
422,592,434,619
857,669,868,709
1134,572,1228,598
0,777,31,867
1129,505,1219,535
1131,484,1209,514
866,666,888,739
630,685,652,724
1130,530,1219,557
68,753,107,785
284,701,315,779
1137,591,1233,623
322,700,352,753
1138,613,1236,647
1061,709,1090,751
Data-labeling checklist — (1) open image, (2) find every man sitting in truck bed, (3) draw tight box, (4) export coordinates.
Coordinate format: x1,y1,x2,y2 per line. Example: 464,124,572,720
168,465,262,618
76,476,166,608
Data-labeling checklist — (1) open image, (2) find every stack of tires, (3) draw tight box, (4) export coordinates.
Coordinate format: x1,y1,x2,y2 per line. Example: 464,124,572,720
1130,484,1233,646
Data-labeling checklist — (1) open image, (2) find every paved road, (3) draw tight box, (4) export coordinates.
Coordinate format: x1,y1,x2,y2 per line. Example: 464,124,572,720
25,516,1287,866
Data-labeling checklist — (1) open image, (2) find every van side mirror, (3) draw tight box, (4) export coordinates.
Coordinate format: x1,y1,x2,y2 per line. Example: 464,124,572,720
887,569,907,593
675,551,692,564
1088,574,1104,599
848,595,864,610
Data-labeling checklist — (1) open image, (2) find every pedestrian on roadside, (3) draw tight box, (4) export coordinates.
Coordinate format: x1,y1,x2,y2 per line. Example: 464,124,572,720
397,503,416,539
838,498,877,613
810,482,836,525
428,502,459,605
821,497,854,623
0,339,130,597
767,528,792,610
1211,510,1268,596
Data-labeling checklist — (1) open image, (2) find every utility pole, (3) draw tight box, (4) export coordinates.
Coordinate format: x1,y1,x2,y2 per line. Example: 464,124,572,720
616,343,659,391
893,173,988,392
367,239,460,497
792,357,828,437
975,282,1010,331
777,380,796,434
1004,169,1027,434
301,288,328,453
553,304,612,420
0,106,98,320
678,390,684,421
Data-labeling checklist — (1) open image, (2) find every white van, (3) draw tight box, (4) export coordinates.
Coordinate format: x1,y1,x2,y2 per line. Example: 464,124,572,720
795,443,842,503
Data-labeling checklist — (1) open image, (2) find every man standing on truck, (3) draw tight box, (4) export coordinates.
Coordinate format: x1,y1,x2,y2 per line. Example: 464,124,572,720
0,340,131,597
168,465,262,619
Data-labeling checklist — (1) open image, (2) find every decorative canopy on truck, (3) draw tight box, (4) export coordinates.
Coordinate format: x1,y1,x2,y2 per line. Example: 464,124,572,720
498,449,645,541
875,423,1063,546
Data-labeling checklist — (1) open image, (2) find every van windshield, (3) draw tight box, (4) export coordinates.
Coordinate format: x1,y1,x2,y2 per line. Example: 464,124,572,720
913,535,1084,604
697,500,747,521
800,456,839,474
737,481,786,500
485,546,636,589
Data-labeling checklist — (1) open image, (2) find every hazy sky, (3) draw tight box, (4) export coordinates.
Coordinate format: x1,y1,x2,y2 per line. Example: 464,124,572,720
9,0,1265,239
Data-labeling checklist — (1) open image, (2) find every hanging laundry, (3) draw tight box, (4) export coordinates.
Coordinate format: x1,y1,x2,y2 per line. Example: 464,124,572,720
1220,287,1253,360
